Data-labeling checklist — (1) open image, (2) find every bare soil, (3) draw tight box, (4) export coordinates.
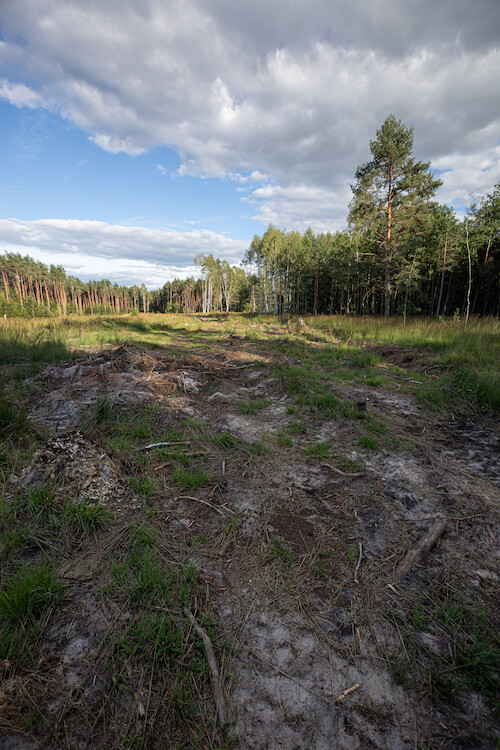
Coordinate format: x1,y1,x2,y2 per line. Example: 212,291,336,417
1,336,499,749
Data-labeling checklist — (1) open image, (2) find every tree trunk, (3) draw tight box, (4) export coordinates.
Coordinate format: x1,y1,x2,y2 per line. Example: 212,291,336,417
385,169,393,318
435,234,448,321
465,218,472,326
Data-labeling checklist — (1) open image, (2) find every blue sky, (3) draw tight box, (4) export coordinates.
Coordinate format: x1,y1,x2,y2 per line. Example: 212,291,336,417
0,0,499,288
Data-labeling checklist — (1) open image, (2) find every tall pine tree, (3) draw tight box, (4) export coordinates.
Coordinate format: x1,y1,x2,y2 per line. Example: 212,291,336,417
349,114,442,317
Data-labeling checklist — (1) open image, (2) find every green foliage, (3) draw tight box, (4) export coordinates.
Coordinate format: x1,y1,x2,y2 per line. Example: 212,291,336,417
349,114,442,317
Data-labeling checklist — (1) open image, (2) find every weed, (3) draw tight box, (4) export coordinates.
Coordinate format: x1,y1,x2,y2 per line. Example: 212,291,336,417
249,437,269,455
81,396,115,434
312,392,340,419
172,465,210,490
0,398,30,440
0,563,63,660
212,430,239,450
63,498,112,534
344,543,360,565
286,420,307,435
305,441,330,458
130,476,158,498
238,398,270,414
0,528,36,560
269,537,293,567
222,515,239,535
337,455,364,473
276,429,293,447
130,521,156,549
358,435,378,450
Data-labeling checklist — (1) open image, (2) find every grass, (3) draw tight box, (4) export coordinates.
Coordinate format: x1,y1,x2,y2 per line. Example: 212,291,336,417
390,586,500,715
0,486,113,562
237,398,270,414
358,434,378,450
172,465,210,491
305,441,331,458
0,562,64,660
0,311,498,745
102,522,228,743
1,312,498,410
268,537,294,567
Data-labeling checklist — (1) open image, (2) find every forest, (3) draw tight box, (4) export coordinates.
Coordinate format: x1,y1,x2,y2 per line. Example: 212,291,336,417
1,117,499,321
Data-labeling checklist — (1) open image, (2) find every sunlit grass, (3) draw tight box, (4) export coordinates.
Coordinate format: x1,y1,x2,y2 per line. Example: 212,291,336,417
1,312,499,410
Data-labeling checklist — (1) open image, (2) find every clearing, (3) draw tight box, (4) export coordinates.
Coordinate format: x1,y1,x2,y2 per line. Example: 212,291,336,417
0,314,499,749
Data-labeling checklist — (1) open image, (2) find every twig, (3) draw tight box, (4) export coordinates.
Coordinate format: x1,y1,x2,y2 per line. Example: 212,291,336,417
175,495,225,515
354,542,363,581
336,683,360,703
184,608,227,725
137,441,190,451
322,462,364,478
393,520,446,583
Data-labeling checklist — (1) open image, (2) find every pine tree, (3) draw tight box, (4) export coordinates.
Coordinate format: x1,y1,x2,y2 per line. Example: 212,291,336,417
349,114,442,317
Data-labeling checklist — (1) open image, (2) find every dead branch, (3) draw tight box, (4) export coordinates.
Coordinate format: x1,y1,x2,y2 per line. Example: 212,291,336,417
322,462,364,478
354,542,363,581
393,520,446,583
137,441,190,451
175,495,225,515
184,608,227,725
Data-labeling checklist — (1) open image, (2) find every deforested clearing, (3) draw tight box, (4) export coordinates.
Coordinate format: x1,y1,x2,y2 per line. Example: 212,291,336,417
0,313,499,750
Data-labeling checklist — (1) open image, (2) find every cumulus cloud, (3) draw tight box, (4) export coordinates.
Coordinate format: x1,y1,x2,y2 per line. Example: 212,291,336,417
0,0,498,230
0,218,247,286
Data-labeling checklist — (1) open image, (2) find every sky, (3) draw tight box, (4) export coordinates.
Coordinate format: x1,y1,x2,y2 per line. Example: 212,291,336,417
0,0,499,288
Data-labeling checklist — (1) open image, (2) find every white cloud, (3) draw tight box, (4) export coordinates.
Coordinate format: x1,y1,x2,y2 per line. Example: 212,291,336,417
0,218,247,286
0,1,498,231
0,79,44,109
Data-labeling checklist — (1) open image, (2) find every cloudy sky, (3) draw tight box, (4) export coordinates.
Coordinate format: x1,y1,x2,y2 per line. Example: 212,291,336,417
0,0,499,287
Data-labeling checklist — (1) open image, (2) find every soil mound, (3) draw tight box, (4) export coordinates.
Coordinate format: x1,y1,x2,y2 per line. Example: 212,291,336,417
18,431,125,504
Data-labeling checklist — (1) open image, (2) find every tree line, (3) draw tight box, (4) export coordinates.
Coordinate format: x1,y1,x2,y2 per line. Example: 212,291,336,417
1,116,498,319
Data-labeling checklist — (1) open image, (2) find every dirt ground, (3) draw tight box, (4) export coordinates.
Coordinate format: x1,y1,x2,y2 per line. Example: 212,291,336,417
1,332,499,749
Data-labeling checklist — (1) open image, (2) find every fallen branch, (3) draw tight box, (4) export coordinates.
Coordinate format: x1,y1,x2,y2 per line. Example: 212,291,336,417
137,441,190,451
393,520,446,583
354,542,363,581
184,608,227,725
322,462,364,478
175,495,225,515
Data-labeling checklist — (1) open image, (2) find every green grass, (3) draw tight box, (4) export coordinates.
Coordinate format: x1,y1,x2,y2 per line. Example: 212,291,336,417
0,563,64,660
0,397,31,441
172,465,210,491
305,441,331,458
102,522,228,741
390,588,500,714
81,395,116,434
130,476,159,498
237,398,270,414
358,435,378,450
0,486,113,563
268,537,294,567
